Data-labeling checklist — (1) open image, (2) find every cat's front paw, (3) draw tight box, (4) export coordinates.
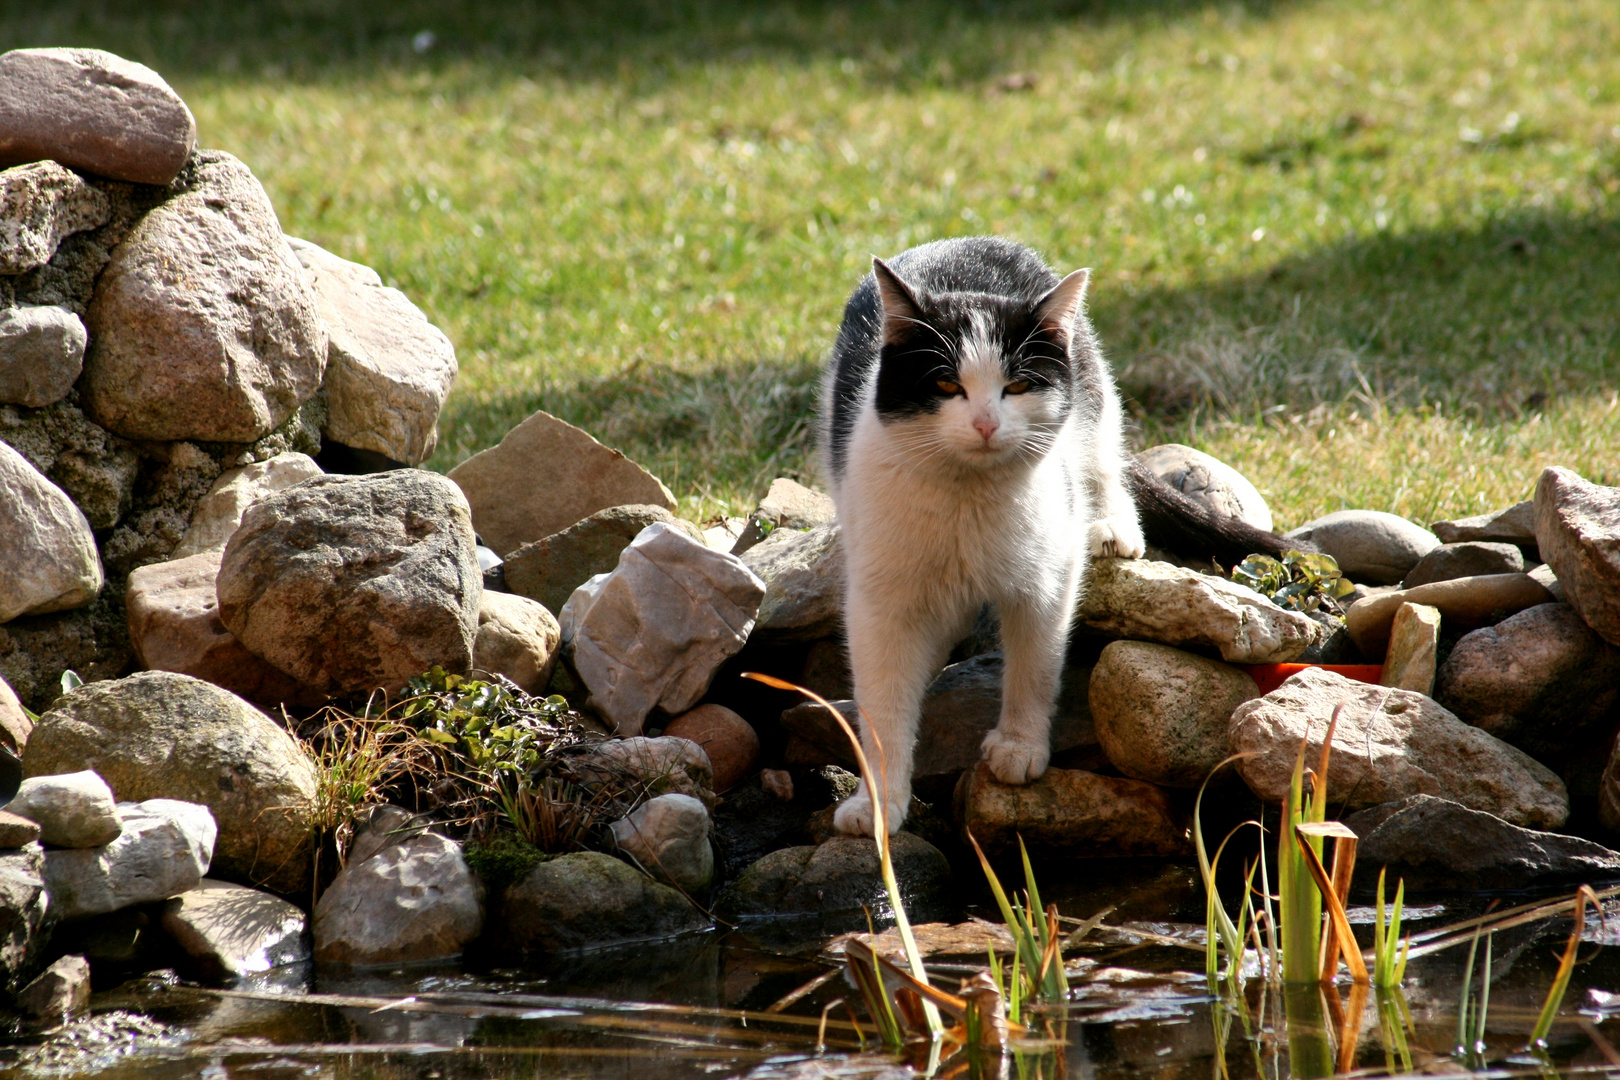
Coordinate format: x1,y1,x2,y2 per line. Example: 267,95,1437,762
980,729,1050,785
832,786,910,836
1088,516,1146,559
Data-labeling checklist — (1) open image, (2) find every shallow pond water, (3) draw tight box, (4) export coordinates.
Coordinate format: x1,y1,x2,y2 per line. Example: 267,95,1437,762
7,862,1620,1080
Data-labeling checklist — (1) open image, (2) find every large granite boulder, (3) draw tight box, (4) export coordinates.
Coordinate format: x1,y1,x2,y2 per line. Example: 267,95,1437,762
1347,795,1620,891
169,452,323,560
1137,444,1272,531
24,672,318,896
126,550,322,709
288,237,456,465
82,150,327,442
1283,510,1440,585
0,304,87,408
1229,667,1568,828
1090,641,1257,788
1076,558,1315,663
0,160,111,275
1434,603,1620,769
954,763,1192,858
0,48,197,185
498,850,707,952
561,523,764,735
217,470,482,696
0,439,102,622
1535,467,1620,647
313,831,482,966
42,798,216,920
502,504,703,616
448,409,675,557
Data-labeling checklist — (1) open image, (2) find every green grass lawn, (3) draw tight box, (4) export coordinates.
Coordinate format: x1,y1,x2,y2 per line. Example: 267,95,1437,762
7,0,1618,528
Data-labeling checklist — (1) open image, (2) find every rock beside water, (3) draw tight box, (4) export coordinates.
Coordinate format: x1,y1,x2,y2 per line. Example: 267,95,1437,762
500,850,707,952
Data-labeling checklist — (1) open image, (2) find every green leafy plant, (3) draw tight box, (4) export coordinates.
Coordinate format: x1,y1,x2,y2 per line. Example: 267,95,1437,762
1231,550,1356,614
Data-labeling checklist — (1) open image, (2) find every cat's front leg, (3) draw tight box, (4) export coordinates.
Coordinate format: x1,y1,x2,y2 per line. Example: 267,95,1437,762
1083,374,1147,560
981,593,1069,784
832,597,951,836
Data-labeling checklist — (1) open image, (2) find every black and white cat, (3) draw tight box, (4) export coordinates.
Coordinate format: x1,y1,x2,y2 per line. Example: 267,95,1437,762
821,236,1297,835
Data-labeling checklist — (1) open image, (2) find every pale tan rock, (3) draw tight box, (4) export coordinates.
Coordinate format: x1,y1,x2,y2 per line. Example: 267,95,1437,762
571,735,715,809
608,793,714,894
757,477,836,530
1346,574,1554,658
1138,444,1273,531
473,591,559,694
216,472,482,697
739,522,843,641
561,523,763,734
448,409,675,557
1090,641,1257,788
170,453,323,559
0,160,111,274
1381,602,1441,695
125,550,322,708
954,763,1192,858
82,150,326,443
16,954,89,1020
1229,667,1568,828
0,673,31,755
1283,510,1440,586
662,704,759,793
0,439,102,622
1077,557,1315,663
25,672,319,896
288,237,457,465
0,48,197,185
10,770,121,848
1433,501,1537,546
1535,467,1620,646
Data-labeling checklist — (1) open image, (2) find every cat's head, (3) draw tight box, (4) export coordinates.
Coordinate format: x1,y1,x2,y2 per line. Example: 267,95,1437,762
870,256,1088,470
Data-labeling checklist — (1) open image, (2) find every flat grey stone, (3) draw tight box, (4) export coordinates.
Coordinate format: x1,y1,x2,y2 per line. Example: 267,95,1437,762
503,504,701,616
1347,794,1620,891
43,799,216,920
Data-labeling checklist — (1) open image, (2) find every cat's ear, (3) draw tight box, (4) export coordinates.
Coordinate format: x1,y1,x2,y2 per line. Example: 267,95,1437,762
872,257,924,345
1035,267,1091,338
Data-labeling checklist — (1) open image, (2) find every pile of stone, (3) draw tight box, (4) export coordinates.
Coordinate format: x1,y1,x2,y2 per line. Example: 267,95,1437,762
5,44,1620,1011
0,47,458,712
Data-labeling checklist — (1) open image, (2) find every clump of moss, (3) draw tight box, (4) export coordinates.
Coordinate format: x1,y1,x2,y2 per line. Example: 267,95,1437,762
463,832,553,892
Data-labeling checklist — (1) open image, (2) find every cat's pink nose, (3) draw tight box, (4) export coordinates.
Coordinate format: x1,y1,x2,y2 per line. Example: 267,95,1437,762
973,417,999,442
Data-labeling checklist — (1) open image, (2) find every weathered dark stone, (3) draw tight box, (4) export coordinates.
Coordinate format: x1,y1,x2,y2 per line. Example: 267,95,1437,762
1401,542,1526,589
714,832,952,922
499,851,707,952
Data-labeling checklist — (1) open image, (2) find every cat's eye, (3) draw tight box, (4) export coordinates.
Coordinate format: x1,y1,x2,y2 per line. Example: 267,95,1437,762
936,379,962,395
1004,380,1032,395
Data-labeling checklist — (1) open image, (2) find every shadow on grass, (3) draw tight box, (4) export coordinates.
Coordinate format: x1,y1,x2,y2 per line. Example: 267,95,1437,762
1100,207,1620,421
439,207,1619,509
4,0,1298,87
